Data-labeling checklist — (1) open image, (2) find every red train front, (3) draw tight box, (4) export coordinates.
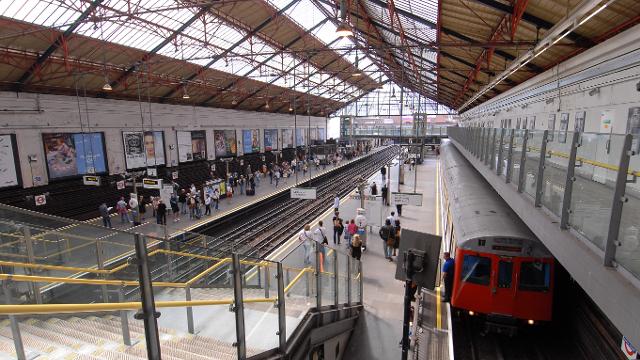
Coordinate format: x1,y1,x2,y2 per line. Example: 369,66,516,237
440,141,555,333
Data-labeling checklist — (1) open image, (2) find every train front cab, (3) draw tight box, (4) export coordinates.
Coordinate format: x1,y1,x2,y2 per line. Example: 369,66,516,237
451,246,554,333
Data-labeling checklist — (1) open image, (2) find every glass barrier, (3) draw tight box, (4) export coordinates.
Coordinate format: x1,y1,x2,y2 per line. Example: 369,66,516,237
618,143,640,279
337,251,349,305
320,245,335,307
510,129,526,187
523,131,544,200
541,131,573,217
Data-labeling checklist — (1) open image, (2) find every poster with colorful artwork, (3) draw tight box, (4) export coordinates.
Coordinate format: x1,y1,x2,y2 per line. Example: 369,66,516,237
264,129,278,151
0,135,20,188
242,129,260,154
281,129,294,148
177,130,206,162
295,128,306,147
122,131,165,169
214,129,237,157
43,132,106,179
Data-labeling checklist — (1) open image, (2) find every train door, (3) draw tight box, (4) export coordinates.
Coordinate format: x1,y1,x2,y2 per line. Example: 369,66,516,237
492,257,516,315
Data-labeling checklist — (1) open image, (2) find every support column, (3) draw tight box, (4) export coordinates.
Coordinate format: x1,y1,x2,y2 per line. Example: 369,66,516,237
276,262,287,352
560,132,580,229
232,253,247,359
133,234,161,360
518,130,529,193
22,227,42,304
118,286,132,346
505,129,515,183
315,243,322,309
535,131,549,208
497,128,505,175
3,281,26,360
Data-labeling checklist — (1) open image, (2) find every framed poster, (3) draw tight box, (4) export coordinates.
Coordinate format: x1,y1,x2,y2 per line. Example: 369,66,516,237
627,107,640,153
242,129,260,154
0,134,21,188
177,130,206,162
309,128,318,141
281,129,294,148
547,114,556,141
122,131,165,169
43,132,107,180
559,113,569,143
214,129,237,157
319,128,326,140
574,111,586,133
264,129,278,151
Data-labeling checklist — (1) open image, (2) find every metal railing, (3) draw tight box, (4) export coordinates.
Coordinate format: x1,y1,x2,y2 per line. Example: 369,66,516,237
348,125,451,137
448,127,640,283
0,205,363,360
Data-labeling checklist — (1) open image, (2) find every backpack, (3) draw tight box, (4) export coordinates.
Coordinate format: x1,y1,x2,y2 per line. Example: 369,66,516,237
352,236,362,247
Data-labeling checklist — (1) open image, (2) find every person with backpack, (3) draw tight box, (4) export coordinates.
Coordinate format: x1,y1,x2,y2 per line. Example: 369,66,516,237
381,183,389,206
156,199,167,225
314,220,328,265
393,219,401,257
212,188,220,210
379,219,396,261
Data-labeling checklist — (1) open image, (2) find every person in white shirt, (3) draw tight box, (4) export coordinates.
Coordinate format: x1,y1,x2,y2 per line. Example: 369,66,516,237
386,211,398,224
333,194,340,212
299,224,314,265
314,221,328,245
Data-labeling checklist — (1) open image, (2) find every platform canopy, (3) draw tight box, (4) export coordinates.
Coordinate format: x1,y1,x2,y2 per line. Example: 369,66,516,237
0,0,638,115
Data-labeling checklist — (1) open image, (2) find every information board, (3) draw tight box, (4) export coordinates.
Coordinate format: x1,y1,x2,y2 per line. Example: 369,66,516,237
290,187,317,199
392,192,423,206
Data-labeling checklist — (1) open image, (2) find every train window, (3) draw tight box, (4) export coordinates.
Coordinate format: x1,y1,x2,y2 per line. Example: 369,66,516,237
519,262,551,291
498,261,513,288
461,255,491,286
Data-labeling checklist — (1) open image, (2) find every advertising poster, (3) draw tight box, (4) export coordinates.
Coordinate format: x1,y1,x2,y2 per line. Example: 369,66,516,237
281,129,294,148
0,135,20,188
309,128,318,141
123,131,165,169
319,128,326,140
575,111,586,133
295,128,306,147
191,130,206,161
177,130,206,162
627,107,640,153
559,113,569,143
547,114,556,142
214,130,237,157
242,129,260,154
264,129,278,151
43,132,106,179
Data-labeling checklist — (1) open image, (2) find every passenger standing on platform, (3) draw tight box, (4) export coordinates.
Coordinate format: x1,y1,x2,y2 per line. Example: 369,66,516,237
116,197,130,224
442,252,455,302
254,170,261,187
98,203,112,228
249,175,256,192
156,199,167,225
351,234,362,261
379,219,396,261
345,219,362,246
190,183,197,195
386,211,397,224
299,224,314,266
333,194,340,212
138,196,147,221
151,196,159,218
381,183,389,206
370,181,378,196
179,189,187,215
381,166,387,182
269,165,274,184
393,219,401,257
204,193,212,216
396,204,403,217
274,170,280,188
239,176,245,196
128,195,139,225
332,212,344,245
188,195,196,220
212,188,220,210
170,193,180,222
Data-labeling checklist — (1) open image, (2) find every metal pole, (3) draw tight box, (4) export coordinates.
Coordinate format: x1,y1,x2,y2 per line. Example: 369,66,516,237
276,262,287,352
294,96,298,186
535,130,549,208
118,286,132,346
401,280,412,360
333,250,339,306
505,129,515,183
315,243,322,309
518,130,529,193
358,261,364,303
232,253,247,359
497,129,505,174
133,234,162,360
398,87,404,186
604,134,633,267
264,265,270,299
346,256,352,305
3,281,26,360
22,227,42,304
95,240,110,303
479,128,485,162
561,132,580,229
185,286,195,334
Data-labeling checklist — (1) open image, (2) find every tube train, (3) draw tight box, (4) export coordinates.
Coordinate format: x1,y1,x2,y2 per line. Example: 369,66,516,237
440,141,555,334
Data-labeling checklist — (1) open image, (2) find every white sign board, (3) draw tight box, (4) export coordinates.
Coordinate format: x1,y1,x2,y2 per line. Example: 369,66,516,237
349,194,378,201
160,184,174,207
142,178,162,190
83,175,101,186
622,337,639,360
35,194,46,206
146,167,157,177
392,192,423,206
0,135,19,188
291,187,317,200
116,180,125,190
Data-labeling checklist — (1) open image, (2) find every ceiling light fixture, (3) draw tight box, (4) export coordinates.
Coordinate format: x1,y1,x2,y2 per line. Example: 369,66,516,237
336,0,353,37
265,101,270,110
231,98,238,105
182,85,190,99
102,80,112,92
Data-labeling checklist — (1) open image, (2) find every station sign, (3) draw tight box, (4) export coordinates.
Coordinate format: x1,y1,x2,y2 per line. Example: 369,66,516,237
622,336,639,359
34,194,46,206
83,175,101,186
291,187,317,200
349,194,378,202
142,178,163,190
392,192,423,206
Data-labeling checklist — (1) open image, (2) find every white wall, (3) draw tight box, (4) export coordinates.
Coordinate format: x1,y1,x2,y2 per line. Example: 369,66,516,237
0,91,327,188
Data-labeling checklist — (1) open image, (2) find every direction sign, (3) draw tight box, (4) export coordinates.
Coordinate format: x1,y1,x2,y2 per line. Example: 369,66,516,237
349,194,378,201
290,187,317,200
143,178,163,190
392,192,423,206
83,175,101,186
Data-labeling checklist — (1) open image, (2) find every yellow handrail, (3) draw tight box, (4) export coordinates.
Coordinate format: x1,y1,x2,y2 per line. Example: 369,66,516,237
186,258,230,286
0,274,186,288
284,267,312,293
526,146,640,176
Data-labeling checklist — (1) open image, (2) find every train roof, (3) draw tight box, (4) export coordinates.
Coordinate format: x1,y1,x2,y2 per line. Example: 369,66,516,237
441,142,551,257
